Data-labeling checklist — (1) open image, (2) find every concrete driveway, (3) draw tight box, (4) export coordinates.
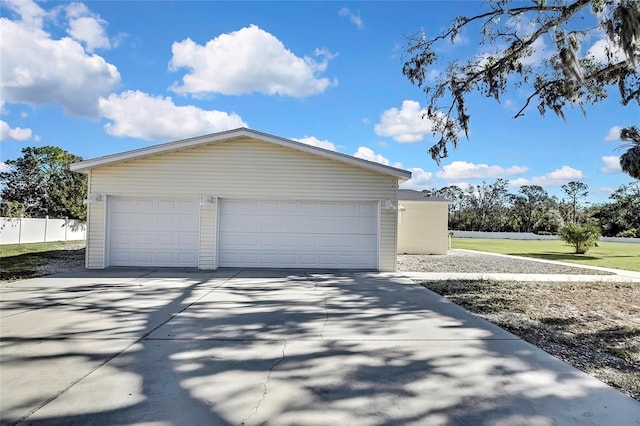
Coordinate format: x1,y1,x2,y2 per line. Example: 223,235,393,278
1,269,638,425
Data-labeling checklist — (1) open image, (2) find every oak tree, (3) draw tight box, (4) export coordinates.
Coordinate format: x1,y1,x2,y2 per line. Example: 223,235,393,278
618,126,640,178
403,0,640,172
0,147,87,220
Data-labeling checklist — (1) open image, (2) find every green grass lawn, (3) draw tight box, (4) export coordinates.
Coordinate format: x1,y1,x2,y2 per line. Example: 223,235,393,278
451,238,640,272
0,241,86,281
0,240,85,257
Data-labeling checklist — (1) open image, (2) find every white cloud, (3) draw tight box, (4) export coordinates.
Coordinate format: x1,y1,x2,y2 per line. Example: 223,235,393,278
338,7,364,29
374,100,435,143
353,147,402,168
594,186,615,196
98,90,247,141
3,0,46,29
587,38,625,63
169,25,335,97
600,155,622,174
0,7,120,117
292,136,336,151
64,2,111,52
510,166,584,187
519,37,550,66
0,161,11,173
400,168,434,190
437,161,528,180
605,125,622,141
0,119,33,141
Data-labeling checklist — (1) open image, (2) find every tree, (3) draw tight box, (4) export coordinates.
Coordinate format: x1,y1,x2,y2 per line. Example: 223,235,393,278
534,207,565,233
0,147,87,220
590,182,640,236
403,0,640,163
560,222,601,254
618,126,640,178
561,180,588,223
464,179,510,231
509,185,549,232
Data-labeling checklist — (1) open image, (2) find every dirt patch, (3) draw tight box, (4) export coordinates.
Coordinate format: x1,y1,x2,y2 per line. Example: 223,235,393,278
420,279,640,401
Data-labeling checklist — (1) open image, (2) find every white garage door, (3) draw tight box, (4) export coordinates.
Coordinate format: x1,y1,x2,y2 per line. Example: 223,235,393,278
219,200,378,269
109,198,199,267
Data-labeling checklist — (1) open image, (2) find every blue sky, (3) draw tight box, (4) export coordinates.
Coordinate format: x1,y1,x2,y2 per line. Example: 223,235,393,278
1,1,637,203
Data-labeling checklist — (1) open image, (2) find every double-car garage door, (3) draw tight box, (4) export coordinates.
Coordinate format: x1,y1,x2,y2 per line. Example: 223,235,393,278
108,198,378,269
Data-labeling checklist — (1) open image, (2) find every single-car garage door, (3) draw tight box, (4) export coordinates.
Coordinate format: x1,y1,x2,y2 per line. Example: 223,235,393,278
108,198,199,267
219,200,378,269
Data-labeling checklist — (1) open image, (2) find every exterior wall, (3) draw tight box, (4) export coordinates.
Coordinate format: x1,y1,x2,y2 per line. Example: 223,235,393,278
87,138,399,271
86,201,106,268
397,201,449,255
199,204,217,269
379,208,397,271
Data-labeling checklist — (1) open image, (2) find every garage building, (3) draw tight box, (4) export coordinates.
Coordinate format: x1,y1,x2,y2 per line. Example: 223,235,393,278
71,128,411,271
397,189,450,255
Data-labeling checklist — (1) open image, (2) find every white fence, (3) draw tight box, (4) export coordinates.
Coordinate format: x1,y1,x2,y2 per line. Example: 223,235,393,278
0,217,86,245
452,230,640,244
452,231,559,240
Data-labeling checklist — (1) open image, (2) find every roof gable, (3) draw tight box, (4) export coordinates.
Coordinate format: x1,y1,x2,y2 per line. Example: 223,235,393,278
71,128,411,181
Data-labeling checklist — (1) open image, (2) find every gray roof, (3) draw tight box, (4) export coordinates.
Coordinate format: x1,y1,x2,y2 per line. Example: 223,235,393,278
398,189,449,202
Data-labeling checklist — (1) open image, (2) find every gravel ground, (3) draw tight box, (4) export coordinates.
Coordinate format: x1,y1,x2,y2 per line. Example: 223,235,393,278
398,250,614,275
35,245,86,276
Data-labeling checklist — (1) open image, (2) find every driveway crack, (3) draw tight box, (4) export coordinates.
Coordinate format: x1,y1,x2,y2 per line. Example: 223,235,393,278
240,339,287,426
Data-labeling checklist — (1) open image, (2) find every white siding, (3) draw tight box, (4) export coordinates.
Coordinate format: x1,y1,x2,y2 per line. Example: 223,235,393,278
397,201,449,255
199,204,217,269
380,209,398,271
88,138,399,271
87,201,106,268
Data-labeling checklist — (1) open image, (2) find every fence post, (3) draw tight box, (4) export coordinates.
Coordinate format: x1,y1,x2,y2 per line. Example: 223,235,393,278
44,215,49,242
65,217,68,241
18,217,22,244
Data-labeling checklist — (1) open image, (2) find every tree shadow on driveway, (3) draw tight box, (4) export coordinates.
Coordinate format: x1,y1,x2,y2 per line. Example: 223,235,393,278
1,268,639,425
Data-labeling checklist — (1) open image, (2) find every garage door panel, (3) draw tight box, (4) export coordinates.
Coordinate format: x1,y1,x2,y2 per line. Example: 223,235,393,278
219,200,378,269
261,216,279,229
177,215,199,231
157,200,175,211
358,203,378,215
178,234,199,247
109,198,198,267
298,202,317,215
135,233,155,246
135,200,154,211
280,202,298,214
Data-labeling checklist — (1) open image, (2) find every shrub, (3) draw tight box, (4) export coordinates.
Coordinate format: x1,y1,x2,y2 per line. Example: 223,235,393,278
560,223,601,254
616,229,639,238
